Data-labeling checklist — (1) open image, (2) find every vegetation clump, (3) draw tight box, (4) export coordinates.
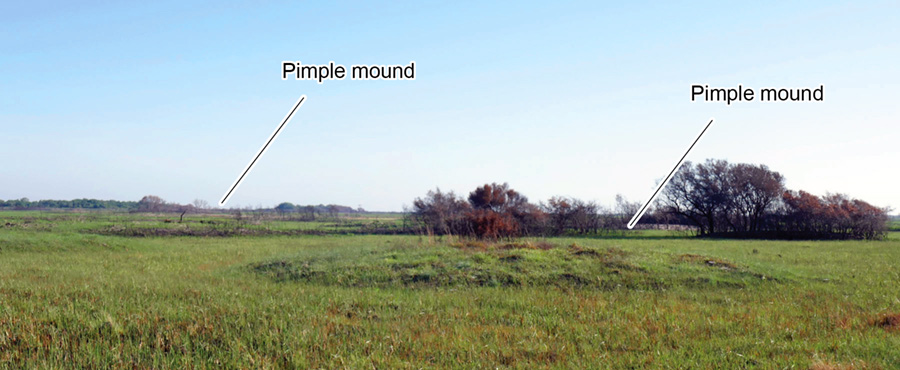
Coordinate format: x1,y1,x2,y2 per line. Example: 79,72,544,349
251,241,655,288
870,313,900,331
410,183,637,239
249,240,778,292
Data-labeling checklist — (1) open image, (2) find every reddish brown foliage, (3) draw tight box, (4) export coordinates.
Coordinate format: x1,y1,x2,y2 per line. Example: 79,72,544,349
464,183,554,239
467,183,515,212
466,209,518,239
659,159,888,240
782,191,888,240
870,313,900,331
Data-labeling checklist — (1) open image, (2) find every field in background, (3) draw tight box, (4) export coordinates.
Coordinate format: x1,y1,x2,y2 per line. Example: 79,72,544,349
0,210,409,237
889,218,900,231
1,211,898,369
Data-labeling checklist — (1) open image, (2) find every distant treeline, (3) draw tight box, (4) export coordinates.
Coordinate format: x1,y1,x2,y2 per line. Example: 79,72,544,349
126,196,365,218
0,196,363,217
411,159,890,240
269,202,367,221
275,202,364,214
0,198,138,210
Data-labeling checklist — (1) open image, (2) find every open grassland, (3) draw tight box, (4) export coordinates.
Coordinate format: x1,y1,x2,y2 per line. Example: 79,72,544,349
0,210,407,237
0,212,898,369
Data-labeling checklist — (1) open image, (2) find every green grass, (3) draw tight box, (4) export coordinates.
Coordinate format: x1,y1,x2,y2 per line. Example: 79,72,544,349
0,212,898,369
888,219,900,232
0,210,408,237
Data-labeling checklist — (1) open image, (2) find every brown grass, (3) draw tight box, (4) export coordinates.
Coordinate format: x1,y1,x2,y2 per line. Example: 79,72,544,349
869,313,900,331
498,241,555,250
450,240,556,251
450,240,489,251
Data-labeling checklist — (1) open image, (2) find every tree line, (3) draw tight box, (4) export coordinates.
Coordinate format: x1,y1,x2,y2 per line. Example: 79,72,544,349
660,159,889,240
408,183,642,239
4,159,890,240
0,198,139,210
411,159,890,240
0,196,363,220
274,203,366,220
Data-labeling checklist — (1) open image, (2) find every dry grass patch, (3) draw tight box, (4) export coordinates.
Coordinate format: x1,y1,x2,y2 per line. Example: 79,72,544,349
498,241,555,250
809,359,872,370
450,240,556,251
870,313,900,331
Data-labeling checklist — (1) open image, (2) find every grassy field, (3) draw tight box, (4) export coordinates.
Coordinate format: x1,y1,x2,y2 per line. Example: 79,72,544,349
0,212,898,369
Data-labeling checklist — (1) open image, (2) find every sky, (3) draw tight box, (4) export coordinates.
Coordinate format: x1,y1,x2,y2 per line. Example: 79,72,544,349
2,1,899,212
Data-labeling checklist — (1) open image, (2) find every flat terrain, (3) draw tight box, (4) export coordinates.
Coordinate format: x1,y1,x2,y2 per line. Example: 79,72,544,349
0,212,898,369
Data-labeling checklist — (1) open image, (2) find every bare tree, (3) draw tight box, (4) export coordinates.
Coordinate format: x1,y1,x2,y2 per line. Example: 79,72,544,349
541,197,600,235
137,195,166,212
724,163,784,233
192,199,210,210
614,194,641,229
660,160,733,235
411,188,471,235
301,205,317,221
328,205,340,220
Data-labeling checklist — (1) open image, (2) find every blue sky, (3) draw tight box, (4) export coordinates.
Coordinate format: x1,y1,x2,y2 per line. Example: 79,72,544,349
2,1,898,212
